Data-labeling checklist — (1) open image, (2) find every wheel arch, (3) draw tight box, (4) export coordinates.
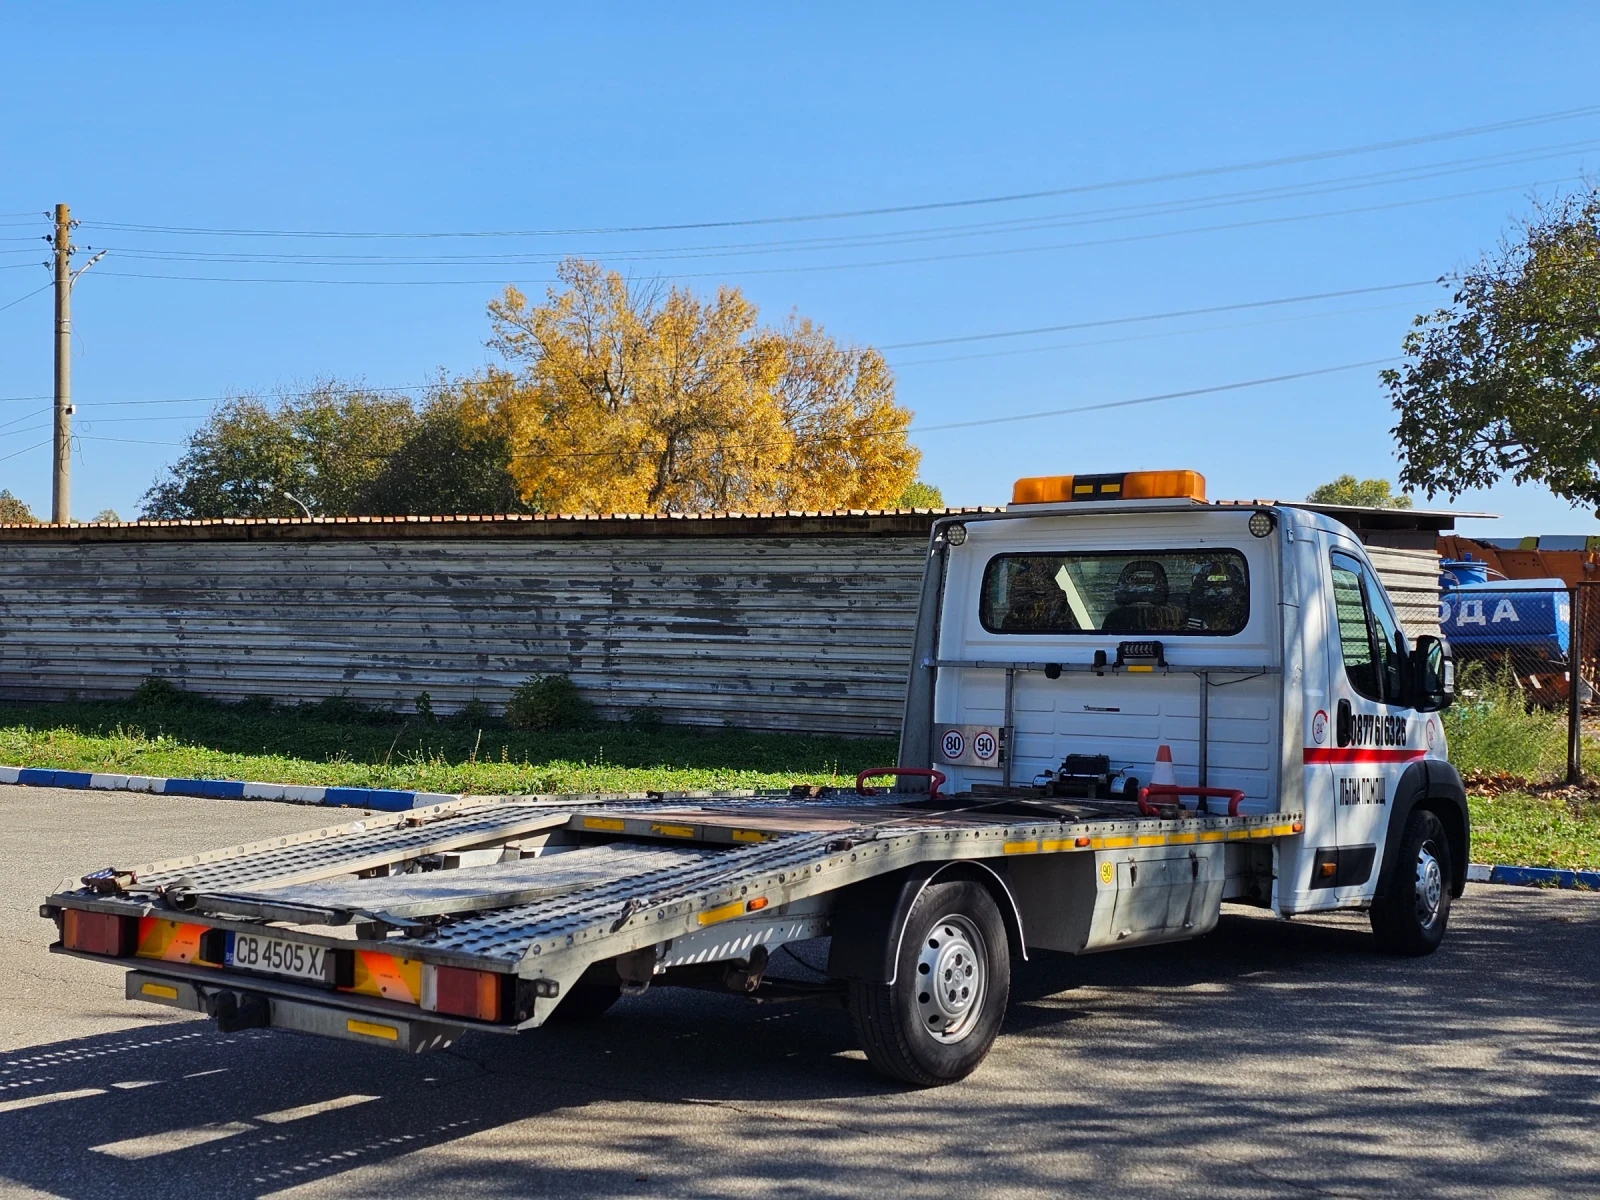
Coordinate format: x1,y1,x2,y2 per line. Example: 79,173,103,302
1377,760,1469,899
826,860,1027,985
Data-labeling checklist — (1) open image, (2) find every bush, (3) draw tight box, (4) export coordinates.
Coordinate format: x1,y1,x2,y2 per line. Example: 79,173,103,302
505,674,594,731
1442,662,1568,780
627,705,665,732
449,697,494,729
131,676,187,708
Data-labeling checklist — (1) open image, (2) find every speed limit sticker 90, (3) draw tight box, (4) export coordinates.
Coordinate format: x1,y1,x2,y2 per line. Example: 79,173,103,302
936,724,1004,767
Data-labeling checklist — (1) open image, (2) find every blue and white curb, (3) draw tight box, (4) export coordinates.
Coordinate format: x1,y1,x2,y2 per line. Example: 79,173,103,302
1467,862,1599,889
0,765,456,813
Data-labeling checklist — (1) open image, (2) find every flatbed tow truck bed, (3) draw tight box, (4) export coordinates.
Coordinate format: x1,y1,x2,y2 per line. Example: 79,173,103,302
42,788,1302,1053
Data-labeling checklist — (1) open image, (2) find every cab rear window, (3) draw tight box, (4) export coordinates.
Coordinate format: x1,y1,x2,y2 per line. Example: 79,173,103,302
979,549,1250,635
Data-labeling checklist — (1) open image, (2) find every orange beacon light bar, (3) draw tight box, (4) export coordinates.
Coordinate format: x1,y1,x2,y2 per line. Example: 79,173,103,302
1010,470,1206,506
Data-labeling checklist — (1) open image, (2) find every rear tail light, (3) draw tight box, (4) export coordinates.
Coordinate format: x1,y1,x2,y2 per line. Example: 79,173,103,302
423,965,504,1022
62,910,137,956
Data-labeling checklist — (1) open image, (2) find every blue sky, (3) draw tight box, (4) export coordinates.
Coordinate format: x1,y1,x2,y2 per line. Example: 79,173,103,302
2,3,1598,535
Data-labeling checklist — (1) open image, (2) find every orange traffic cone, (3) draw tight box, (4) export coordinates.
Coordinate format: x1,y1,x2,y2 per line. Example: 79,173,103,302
1151,744,1177,787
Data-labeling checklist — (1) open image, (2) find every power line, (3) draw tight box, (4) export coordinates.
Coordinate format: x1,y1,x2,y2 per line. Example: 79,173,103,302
76,104,1600,239
879,280,1439,350
0,276,1446,410
84,175,1576,287
890,298,1421,368
516,357,1397,462
909,358,1398,434
0,282,52,314
80,136,1600,270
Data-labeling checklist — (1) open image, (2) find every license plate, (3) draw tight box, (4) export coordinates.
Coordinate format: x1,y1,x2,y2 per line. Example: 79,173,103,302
226,933,331,983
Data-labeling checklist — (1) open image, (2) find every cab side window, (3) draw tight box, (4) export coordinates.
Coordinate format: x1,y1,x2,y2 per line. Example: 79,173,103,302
1363,571,1406,702
1330,553,1382,701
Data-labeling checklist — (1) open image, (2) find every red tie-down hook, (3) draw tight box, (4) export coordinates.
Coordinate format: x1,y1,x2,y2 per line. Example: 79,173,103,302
1137,784,1246,817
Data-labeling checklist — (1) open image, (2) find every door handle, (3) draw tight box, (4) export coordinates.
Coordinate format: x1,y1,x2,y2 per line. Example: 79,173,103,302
1336,699,1353,747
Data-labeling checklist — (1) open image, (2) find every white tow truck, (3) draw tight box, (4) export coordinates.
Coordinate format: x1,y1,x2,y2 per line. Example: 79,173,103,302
42,469,1464,1086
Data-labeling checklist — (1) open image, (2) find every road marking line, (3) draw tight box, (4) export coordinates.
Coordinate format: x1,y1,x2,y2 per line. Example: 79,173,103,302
0,1087,105,1115
255,1093,379,1124
92,1121,255,1159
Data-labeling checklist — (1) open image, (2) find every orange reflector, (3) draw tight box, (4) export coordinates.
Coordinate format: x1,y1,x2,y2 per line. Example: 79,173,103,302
1011,470,1206,506
1320,862,1337,877
745,896,769,913
1292,821,1304,833
62,910,135,957
429,965,503,1022
1075,836,1091,847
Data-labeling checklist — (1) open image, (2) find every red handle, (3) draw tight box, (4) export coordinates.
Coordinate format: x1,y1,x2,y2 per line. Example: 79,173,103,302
1137,784,1246,817
857,767,945,799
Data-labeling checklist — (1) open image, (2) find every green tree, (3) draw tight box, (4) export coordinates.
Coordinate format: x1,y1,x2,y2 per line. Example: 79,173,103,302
356,380,532,515
896,480,945,507
141,384,418,518
0,489,38,524
1306,475,1413,509
1386,189,1600,508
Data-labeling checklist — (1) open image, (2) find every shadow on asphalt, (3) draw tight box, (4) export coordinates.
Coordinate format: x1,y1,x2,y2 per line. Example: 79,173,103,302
2,895,1598,1198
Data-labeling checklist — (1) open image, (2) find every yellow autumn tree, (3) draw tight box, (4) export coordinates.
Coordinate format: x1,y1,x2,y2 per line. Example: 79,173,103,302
484,259,919,513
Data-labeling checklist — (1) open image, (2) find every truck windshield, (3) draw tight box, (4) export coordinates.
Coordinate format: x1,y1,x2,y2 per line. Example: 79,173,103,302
979,549,1249,635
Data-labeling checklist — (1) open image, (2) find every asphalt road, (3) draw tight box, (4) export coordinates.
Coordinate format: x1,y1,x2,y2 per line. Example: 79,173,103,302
1,782,1597,1199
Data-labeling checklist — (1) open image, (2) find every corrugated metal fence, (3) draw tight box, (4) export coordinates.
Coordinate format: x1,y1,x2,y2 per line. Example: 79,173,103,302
0,509,1442,736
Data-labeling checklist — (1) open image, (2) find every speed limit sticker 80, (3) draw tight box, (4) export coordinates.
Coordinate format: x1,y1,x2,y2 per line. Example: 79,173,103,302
936,724,1004,767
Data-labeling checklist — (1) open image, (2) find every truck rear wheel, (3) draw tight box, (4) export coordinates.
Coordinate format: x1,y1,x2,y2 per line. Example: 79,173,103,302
1370,809,1453,956
848,880,1010,1086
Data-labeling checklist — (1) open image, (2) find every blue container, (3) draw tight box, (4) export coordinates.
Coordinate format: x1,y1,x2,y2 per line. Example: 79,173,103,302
1440,558,1491,587
1440,585,1570,657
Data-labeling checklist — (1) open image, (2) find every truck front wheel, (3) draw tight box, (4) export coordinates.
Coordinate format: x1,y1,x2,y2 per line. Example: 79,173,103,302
1370,809,1453,956
848,880,1010,1086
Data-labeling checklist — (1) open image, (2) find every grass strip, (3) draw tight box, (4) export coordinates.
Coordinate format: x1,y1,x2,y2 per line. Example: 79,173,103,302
0,698,895,796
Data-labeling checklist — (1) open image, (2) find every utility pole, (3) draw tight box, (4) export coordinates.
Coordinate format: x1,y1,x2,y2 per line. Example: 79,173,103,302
51,204,73,524
47,205,104,525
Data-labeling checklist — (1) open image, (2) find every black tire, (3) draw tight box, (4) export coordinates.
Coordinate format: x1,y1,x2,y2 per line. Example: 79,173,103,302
546,982,623,1023
848,879,1010,1086
1370,809,1453,956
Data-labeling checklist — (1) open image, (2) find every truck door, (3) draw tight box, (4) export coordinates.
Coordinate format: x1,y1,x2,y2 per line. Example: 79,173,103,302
1323,546,1422,895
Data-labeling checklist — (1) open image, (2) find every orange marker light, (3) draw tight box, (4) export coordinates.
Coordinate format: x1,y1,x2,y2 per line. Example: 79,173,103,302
745,896,769,913
1011,470,1205,505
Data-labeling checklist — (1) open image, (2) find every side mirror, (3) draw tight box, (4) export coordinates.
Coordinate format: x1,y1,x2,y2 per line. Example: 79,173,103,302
1408,634,1455,712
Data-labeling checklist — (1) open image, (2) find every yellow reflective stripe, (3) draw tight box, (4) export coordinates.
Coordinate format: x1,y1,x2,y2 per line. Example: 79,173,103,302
1198,831,1226,842
1271,824,1296,837
1226,829,1250,840
1040,838,1074,852
1098,836,1135,849
140,982,179,1000
650,823,695,839
1002,840,1037,855
1135,835,1164,847
346,1019,399,1041
1126,665,1154,673
697,900,745,926
1167,832,1196,845
583,816,625,832
730,829,768,843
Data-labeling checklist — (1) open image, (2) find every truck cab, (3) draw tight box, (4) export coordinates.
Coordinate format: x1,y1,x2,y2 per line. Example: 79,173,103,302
900,469,1465,947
